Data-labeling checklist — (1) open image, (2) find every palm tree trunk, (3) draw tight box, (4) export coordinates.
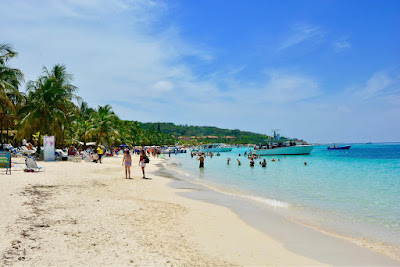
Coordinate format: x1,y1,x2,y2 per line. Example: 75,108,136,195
0,119,3,147
6,120,9,144
37,117,44,158
83,134,86,150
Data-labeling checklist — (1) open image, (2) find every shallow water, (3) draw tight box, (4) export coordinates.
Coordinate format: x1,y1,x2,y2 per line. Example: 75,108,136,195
168,143,400,248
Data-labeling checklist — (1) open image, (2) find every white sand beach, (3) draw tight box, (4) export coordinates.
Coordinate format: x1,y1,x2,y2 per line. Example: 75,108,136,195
0,155,398,266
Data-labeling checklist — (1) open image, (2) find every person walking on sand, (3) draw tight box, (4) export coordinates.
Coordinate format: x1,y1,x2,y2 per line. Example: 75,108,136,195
122,150,132,179
97,146,104,163
198,154,205,168
139,150,146,178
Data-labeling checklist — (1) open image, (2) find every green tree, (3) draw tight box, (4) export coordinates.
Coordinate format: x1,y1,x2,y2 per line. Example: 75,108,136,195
18,64,78,153
0,43,24,113
93,104,119,147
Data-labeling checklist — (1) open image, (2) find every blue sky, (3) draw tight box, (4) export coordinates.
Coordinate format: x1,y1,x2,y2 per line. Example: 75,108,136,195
1,0,399,143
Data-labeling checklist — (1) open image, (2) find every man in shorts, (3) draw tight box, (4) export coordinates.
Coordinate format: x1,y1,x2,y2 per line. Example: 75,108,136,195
97,146,104,163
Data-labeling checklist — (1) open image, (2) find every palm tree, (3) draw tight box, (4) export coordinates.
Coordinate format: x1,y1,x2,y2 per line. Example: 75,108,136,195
0,43,24,113
71,117,95,149
69,101,96,148
18,64,78,154
92,105,119,147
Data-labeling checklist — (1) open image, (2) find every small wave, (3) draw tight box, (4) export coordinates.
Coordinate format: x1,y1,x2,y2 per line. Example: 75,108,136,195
163,163,290,208
243,195,290,208
197,182,291,208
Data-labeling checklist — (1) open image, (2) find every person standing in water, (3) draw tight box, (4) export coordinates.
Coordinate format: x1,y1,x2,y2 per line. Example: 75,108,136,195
250,158,255,167
139,150,146,178
227,158,231,165
261,159,267,167
122,150,132,179
198,154,205,168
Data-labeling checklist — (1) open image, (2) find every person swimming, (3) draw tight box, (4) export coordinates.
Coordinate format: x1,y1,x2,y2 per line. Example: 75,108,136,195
271,158,275,162
304,161,307,166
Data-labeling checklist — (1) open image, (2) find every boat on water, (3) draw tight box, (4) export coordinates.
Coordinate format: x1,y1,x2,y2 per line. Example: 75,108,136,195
327,145,351,150
165,147,187,153
192,143,233,153
253,130,315,156
254,145,315,156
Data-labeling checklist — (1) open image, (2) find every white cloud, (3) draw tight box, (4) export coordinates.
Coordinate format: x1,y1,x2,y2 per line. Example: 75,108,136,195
278,23,324,52
356,70,398,99
1,1,399,142
153,81,173,92
261,71,320,104
333,36,351,52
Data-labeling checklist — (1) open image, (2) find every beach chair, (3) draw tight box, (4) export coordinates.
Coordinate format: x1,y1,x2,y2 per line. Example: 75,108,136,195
25,157,45,172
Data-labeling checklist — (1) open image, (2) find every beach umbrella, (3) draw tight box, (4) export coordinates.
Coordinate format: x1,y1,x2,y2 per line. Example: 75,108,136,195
119,144,129,148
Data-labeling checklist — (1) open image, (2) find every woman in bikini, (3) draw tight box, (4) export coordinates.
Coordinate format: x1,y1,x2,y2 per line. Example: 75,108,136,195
139,150,146,178
122,150,132,179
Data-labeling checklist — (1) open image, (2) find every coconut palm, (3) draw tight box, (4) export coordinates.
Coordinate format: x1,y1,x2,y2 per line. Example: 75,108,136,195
69,101,96,148
18,64,78,153
92,105,119,147
0,43,24,113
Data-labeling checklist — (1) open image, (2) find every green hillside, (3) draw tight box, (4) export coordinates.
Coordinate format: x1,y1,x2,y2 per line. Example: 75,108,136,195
139,122,284,145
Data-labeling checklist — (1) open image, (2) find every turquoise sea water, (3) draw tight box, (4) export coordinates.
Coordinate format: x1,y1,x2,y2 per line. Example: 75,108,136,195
169,143,400,248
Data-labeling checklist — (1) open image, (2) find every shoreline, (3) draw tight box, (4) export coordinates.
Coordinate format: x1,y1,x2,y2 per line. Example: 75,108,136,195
0,155,398,265
159,158,400,265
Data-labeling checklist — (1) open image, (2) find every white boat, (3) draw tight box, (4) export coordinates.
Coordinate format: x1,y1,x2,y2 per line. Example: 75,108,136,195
254,145,314,156
194,143,233,153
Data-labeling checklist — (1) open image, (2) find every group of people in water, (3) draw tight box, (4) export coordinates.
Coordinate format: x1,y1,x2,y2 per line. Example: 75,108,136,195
194,151,307,168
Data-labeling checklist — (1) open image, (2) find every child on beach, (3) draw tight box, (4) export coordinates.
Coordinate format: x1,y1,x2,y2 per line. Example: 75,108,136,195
122,150,132,179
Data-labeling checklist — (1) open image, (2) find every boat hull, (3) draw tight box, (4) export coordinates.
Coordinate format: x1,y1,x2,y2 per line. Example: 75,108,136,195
254,145,315,156
202,147,233,153
327,146,351,150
